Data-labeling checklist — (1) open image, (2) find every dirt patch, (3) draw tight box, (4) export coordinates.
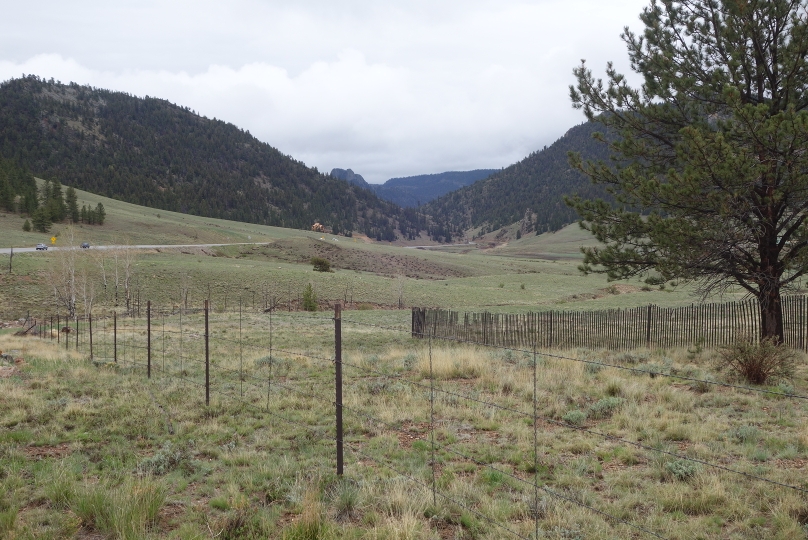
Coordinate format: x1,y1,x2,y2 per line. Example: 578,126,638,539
25,443,72,459
599,284,642,295
397,421,430,449
232,238,474,279
774,458,808,469
0,366,16,378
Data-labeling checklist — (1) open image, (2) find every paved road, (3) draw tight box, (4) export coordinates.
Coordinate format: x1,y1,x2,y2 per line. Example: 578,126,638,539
0,243,257,255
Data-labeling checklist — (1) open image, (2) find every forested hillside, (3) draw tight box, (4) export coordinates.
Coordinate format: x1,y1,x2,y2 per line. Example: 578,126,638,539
372,170,498,208
422,122,612,235
0,76,426,240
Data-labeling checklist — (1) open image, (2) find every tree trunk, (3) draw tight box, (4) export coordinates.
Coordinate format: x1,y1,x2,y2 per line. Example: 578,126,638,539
758,288,784,343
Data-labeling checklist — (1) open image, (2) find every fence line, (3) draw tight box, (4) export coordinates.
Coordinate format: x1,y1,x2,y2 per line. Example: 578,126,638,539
12,301,808,538
413,295,808,351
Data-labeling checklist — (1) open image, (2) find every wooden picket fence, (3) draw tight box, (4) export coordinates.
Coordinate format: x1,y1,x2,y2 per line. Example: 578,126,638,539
412,295,808,351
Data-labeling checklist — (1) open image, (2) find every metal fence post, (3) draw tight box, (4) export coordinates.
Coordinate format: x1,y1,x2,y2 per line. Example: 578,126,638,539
429,329,436,506
335,303,343,476
89,314,93,361
113,312,117,363
57,314,60,344
75,316,79,350
147,300,151,379
205,300,210,406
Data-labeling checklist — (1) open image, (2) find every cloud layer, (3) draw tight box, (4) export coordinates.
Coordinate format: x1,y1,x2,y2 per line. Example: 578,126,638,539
0,0,648,183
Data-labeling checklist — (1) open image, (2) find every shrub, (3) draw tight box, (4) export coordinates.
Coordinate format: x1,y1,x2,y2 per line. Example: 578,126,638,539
310,257,331,272
716,338,796,385
137,441,196,476
562,410,587,426
302,284,317,312
663,459,701,481
588,397,625,419
731,425,760,444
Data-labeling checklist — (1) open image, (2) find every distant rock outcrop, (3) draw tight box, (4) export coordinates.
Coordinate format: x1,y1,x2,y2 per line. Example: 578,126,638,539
330,168,370,188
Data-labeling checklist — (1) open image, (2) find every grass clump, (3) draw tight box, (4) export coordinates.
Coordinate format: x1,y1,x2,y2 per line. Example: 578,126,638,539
716,338,797,385
72,478,166,540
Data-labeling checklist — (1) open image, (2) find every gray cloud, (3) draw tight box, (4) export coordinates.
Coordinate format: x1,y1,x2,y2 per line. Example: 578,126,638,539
0,0,647,183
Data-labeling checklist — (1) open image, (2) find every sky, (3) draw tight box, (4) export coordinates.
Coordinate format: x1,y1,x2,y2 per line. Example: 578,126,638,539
0,0,648,184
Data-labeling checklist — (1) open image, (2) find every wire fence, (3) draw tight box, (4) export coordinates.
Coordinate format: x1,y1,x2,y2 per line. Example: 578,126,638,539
13,301,808,539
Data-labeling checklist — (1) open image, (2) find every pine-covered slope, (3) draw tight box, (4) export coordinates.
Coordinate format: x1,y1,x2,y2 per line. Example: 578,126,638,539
0,76,424,240
423,122,612,235
372,169,498,208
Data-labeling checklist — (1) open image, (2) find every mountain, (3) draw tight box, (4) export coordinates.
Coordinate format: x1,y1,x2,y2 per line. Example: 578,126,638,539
330,168,497,208
422,122,612,236
372,170,498,208
0,76,426,241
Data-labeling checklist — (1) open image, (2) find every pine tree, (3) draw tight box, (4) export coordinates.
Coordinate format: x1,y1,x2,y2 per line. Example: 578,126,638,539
31,206,51,233
65,186,79,223
95,202,106,225
22,219,31,232
567,0,808,342
49,179,66,221
0,178,13,212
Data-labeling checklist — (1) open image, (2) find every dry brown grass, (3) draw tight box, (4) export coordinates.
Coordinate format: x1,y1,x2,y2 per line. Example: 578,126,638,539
3,318,808,539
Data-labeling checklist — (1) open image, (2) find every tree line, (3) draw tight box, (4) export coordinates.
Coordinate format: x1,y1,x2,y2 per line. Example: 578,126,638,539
0,157,104,232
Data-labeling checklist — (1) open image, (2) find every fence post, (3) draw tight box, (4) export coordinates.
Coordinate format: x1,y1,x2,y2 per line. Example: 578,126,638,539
205,300,210,407
532,339,539,540
429,330,436,506
147,300,151,379
334,303,343,476
57,314,60,344
114,312,117,363
646,304,653,348
75,316,79,350
89,314,93,361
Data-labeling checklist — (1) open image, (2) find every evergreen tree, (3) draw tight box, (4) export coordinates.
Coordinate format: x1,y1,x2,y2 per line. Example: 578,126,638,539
22,219,30,232
0,178,13,212
49,179,66,221
80,204,88,223
567,0,808,342
65,186,79,222
31,206,51,233
21,193,37,215
95,202,106,225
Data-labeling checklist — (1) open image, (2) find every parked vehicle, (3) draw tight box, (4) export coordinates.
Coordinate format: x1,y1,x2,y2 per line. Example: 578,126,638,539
35,243,47,251
81,242,90,249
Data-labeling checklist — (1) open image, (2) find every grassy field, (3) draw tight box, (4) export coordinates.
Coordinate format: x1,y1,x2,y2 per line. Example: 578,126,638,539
0,187,738,320
1,311,807,539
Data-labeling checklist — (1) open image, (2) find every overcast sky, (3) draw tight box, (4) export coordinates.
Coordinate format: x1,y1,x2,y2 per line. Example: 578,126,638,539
0,0,648,183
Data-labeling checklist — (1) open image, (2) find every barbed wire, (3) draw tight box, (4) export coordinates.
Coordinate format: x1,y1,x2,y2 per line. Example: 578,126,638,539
343,405,670,539
340,356,808,495
342,443,534,540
